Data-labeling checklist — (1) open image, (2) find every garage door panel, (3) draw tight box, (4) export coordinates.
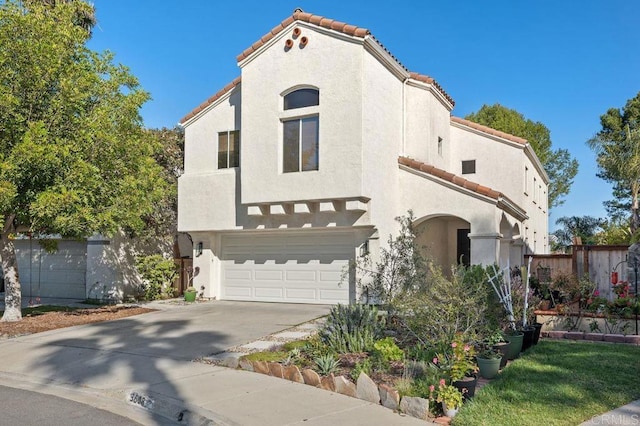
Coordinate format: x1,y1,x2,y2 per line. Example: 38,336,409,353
221,233,353,304
254,287,283,299
285,288,317,300
285,270,316,281
255,270,284,281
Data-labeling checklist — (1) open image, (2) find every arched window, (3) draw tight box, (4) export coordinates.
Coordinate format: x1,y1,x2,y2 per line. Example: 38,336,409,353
284,88,319,110
282,88,319,173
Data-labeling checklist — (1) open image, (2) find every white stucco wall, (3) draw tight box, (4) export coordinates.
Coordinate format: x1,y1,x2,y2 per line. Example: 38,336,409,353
239,24,364,205
404,83,452,171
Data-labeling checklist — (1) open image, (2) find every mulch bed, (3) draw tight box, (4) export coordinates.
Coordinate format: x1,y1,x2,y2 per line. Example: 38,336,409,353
0,306,154,338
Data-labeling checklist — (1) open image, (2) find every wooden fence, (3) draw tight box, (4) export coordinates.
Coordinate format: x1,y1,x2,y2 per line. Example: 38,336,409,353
173,258,193,295
526,245,630,301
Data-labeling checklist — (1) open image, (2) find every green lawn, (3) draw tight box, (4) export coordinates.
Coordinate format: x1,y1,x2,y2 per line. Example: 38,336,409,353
0,305,79,316
453,340,640,425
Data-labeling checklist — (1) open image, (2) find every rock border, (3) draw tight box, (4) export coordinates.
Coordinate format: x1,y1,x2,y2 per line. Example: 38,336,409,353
240,361,431,421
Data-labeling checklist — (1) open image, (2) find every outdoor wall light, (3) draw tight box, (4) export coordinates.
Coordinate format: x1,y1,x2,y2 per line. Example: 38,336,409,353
195,242,203,257
359,240,369,257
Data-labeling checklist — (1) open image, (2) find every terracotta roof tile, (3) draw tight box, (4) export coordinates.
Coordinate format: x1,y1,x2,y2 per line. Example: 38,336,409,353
450,116,527,145
233,9,453,107
398,156,505,201
179,76,241,124
186,10,456,124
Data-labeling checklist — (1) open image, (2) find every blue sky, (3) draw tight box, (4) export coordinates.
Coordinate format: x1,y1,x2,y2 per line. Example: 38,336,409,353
88,1,640,230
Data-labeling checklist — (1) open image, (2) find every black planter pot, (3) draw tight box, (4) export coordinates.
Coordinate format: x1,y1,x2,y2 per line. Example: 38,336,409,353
493,341,511,369
532,323,543,345
453,375,477,401
521,326,536,352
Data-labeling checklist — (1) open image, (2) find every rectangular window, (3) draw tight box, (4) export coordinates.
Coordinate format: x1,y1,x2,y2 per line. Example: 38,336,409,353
218,130,239,169
438,137,443,156
283,116,318,173
524,166,529,195
461,160,476,175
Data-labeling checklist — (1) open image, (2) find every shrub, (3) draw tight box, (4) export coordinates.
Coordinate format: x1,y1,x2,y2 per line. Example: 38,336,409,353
319,304,384,353
350,357,372,381
135,254,178,300
314,354,340,376
373,337,404,362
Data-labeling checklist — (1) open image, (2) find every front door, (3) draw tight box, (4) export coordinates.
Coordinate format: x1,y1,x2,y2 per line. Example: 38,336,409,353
457,229,471,266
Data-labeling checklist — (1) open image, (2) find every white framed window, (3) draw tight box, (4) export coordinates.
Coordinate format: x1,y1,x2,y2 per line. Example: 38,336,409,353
282,88,319,173
218,130,239,169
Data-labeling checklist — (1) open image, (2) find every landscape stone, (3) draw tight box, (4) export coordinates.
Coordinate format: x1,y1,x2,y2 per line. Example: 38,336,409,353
547,330,566,339
399,396,429,420
378,383,400,410
283,365,304,383
301,369,321,386
252,360,269,375
318,374,336,392
238,359,254,371
356,372,380,404
566,331,584,340
334,375,357,397
584,333,604,342
625,335,640,345
604,334,626,343
268,362,284,378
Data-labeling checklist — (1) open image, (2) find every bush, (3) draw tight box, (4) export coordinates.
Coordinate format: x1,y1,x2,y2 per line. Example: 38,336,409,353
319,304,384,353
135,254,178,300
373,337,404,362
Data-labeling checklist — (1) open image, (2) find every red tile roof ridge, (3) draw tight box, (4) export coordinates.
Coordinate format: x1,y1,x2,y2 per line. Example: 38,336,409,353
408,72,455,106
236,9,371,63
179,76,241,124
234,10,454,106
450,116,527,145
398,156,502,200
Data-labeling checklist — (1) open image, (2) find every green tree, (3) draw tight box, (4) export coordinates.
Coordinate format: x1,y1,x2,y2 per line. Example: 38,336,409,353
0,1,166,321
551,216,605,252
587,92,640,233
465,104,579,209
136,127,184,253
595,218,631,245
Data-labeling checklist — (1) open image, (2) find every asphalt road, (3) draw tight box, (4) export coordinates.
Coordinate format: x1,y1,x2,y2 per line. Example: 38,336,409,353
0,385,142,426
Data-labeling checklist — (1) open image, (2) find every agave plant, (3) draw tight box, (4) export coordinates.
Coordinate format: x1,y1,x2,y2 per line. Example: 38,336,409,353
314,354,340,376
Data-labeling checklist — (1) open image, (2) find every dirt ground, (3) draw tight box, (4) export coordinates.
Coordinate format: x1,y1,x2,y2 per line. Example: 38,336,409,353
0,306,154,338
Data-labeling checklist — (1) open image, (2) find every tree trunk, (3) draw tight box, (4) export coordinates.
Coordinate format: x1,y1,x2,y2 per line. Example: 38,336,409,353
0,231,21,322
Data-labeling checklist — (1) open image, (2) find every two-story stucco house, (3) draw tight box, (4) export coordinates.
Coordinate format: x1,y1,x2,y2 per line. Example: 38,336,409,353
178,9,549,305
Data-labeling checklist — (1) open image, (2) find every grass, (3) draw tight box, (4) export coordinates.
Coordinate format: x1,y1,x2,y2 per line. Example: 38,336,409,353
453,340,640,425
240,340,309,362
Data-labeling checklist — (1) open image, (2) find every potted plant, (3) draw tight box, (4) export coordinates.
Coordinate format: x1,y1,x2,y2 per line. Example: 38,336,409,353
503,328,524,360
436,379,463,418
485,328,510,369
184,286,197,302
475,345,502,379
448,335,478,399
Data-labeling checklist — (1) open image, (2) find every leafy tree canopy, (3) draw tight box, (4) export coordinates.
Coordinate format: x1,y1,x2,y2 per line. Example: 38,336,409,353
551,216,605,252
587,92,640,233
465,104,579,209
0,0,167,321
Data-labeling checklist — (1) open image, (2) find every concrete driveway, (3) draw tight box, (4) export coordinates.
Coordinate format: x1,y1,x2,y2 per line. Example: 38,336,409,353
0,301,428,425
8,300,331,361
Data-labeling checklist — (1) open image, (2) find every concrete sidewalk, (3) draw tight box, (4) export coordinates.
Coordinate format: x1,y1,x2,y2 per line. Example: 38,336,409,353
581,400,640,426
0,300,426,425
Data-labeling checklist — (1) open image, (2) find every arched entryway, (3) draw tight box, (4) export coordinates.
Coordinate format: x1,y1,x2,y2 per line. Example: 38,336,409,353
413,215,471,269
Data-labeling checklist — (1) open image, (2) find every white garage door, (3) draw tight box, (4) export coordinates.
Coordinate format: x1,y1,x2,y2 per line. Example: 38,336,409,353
221,232,354,304
14,239,87,299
